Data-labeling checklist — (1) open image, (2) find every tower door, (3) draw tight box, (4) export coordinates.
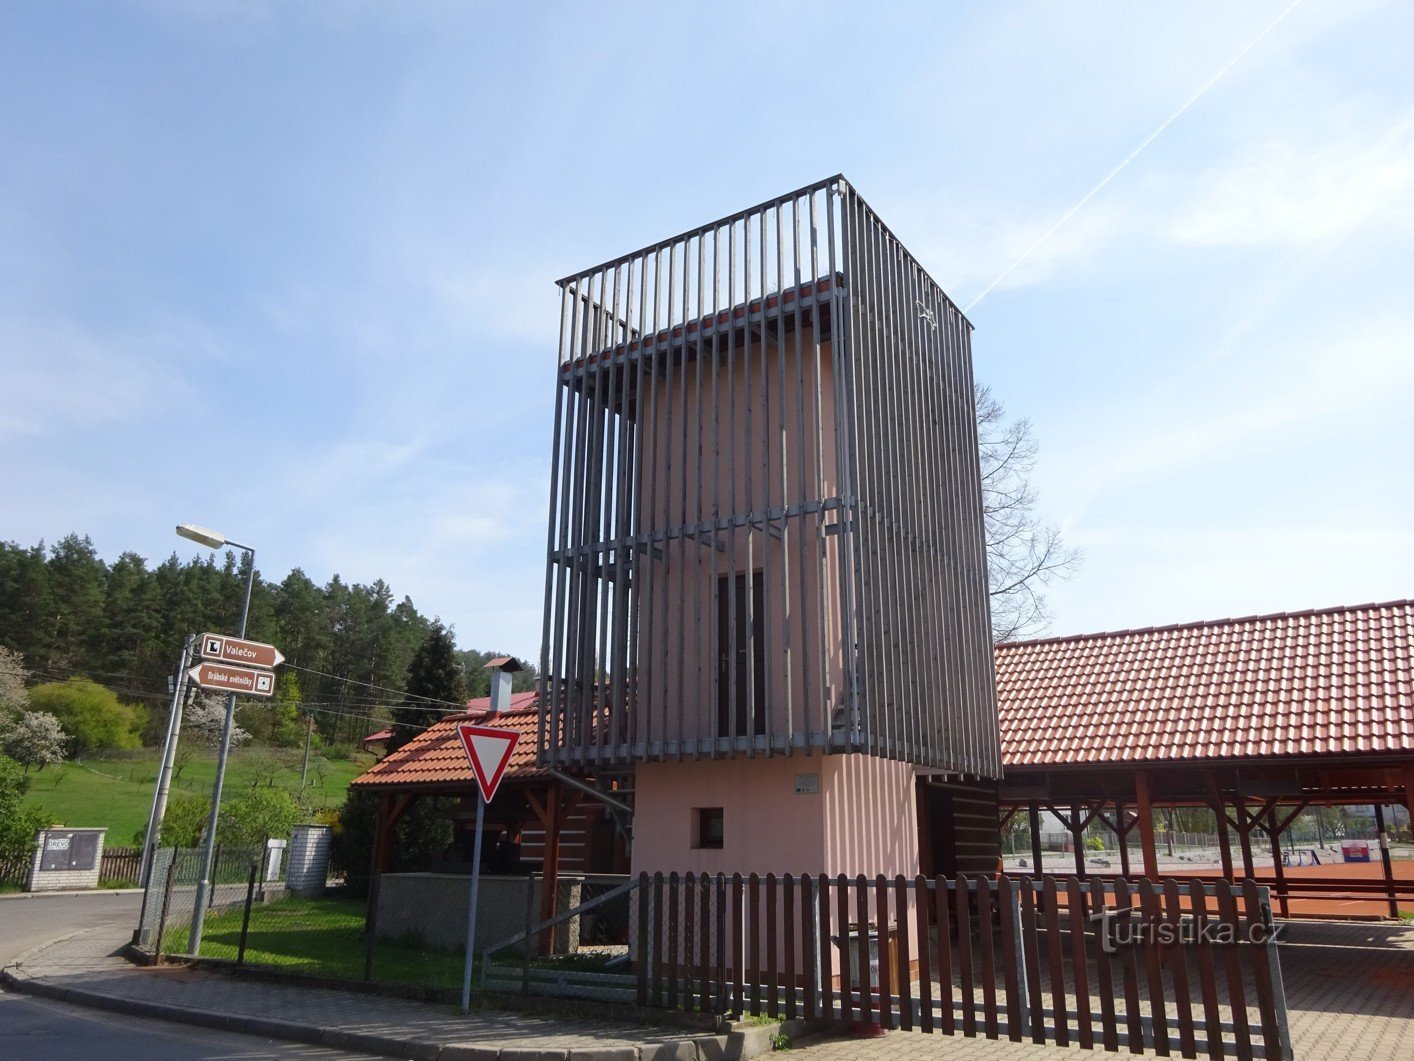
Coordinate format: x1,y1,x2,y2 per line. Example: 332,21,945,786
717,571,766,738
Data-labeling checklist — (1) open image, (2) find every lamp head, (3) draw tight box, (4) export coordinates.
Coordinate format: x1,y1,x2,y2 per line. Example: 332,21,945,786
175,523,227,550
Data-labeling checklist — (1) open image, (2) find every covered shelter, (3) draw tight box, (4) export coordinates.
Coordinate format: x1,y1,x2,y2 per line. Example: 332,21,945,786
995,599,1414,917
350,686,630,944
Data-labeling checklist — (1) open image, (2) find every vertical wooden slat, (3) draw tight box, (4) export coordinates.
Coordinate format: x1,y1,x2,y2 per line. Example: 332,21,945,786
818,875,834,1020
716,874,729,1013
975,876,999,1039
667,872,680,1008
698,874,711,1012
1067,876,1095,1050
1188,879,1226,1060
1139,879,1171,1056
955,873,976,1037
636,872,650,1006
1021,879,1045,1045
801,875,817,1021
1242,880,1286,1061
894,875,914,1031
766,873,780,1018
652,873,666,1008
784,873,797,1020
874,875,895,1030
935,874,956,1035
836,874,853,1024
1164,878,1198,1058
748,873,762,1015
914,875,935,1034
855,875,873,1028
731,874,745,1016
997,874,1023,1042
683,873,697,1011
1043,876,1070,1047
1115,878,1145,1054
1089,875,1120,1053
1215,882,1253,1061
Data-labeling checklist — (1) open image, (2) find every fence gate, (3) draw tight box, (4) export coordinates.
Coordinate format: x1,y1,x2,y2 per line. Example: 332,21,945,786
618,872,1290,1061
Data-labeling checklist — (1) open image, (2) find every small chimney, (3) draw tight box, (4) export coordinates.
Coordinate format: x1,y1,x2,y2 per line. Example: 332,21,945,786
483,656,524,716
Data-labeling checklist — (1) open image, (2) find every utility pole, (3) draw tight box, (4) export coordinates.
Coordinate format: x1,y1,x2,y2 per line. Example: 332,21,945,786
139,633,195,890
300,713,313,788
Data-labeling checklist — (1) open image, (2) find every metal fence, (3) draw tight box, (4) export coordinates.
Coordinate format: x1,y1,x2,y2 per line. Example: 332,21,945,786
136,846,268,956
139,864,624,997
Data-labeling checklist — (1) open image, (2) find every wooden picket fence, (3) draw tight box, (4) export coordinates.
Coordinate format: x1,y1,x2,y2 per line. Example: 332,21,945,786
631,872,1291,1060
99,845,143,885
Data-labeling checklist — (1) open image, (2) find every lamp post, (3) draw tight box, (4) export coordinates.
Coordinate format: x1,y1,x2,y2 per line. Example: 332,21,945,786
176,522,256,955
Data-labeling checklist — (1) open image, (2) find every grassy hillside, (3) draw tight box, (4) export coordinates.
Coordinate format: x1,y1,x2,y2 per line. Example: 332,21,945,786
20,746,374,845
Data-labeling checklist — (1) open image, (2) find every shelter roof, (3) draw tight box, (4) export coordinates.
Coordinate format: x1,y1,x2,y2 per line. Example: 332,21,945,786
351,691,544,789
997,599,1414,768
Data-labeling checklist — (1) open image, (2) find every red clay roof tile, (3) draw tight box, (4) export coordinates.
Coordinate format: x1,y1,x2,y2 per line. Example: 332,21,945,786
997,599,1414,767
351,691,543,788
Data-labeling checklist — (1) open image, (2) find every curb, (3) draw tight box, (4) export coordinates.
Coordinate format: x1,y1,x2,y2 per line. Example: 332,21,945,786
0,888,145,901
0,931,798,1061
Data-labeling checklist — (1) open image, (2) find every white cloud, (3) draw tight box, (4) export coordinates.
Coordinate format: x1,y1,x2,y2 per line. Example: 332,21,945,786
1164,118,1414,247
0,315,200,438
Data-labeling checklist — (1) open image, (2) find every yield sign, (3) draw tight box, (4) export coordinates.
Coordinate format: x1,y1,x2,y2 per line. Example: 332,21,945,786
455,724,519,802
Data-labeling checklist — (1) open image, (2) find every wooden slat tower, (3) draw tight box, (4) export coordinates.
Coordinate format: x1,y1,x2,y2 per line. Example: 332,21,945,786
539,175,999,776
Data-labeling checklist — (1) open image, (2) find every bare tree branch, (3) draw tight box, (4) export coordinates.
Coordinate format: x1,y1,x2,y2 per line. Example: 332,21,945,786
977,385,1082,643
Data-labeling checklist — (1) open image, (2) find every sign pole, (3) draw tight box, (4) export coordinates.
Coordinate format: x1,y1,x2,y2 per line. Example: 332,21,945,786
460,789,486,1013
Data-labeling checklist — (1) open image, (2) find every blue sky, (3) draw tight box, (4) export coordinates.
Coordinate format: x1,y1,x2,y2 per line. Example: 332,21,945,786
3,0,1410,660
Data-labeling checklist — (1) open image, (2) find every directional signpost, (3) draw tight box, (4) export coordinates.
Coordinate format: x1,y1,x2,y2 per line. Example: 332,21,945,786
187,661,276,698
199,633,286,670
455,723,519,1012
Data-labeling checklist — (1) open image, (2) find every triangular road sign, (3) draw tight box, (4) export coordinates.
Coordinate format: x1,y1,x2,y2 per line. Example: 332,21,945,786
455,724,520,802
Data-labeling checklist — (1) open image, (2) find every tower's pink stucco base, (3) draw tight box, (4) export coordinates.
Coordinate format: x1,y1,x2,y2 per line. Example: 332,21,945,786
631,752,919,878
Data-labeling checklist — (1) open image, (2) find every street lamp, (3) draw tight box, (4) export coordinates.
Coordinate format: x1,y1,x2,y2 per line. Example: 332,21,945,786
176,522,256,955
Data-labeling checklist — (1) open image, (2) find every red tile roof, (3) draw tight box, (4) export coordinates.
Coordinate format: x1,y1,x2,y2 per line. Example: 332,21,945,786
351,692,544,789
997,599,1414,767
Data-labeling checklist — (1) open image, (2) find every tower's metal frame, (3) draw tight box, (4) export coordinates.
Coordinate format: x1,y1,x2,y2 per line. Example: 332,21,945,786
539,176,999,776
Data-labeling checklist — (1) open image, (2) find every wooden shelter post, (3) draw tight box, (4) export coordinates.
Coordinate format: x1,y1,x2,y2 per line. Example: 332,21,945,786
1402,763,1414,829
1115,799,1131,877
1205,776,1234,879
1374,804,1399,919
1028,804,1043,874
1266,807,1289,919
1134,770,1159,879
1070,802,1086,877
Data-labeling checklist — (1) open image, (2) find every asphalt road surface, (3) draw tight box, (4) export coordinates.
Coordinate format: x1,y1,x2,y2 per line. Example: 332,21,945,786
0,891,376,1060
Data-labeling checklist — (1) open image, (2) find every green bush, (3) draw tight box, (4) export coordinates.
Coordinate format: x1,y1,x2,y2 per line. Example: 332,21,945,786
220,787,301,847
0,754,53,862
27,679,145,754
133,793,210,848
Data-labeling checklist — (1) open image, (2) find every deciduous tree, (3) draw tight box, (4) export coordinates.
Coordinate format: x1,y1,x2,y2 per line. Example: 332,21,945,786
27,678,144,753
977,385,1082,642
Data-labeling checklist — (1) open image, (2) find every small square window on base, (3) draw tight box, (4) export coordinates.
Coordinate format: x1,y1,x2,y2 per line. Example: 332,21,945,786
694,807,724,849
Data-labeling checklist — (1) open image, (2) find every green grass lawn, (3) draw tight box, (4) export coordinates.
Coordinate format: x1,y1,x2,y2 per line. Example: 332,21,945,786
21,747,374,844
165,894,468,990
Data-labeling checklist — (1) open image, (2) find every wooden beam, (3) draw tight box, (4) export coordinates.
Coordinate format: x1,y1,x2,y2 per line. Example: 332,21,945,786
1134,770,1159,879
1374,804,1399,919
1028,804,1043,875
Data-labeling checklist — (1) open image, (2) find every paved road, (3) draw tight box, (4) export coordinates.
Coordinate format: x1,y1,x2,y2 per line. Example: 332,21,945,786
0,990,378,1060
0,890,143,964
0,891,376,1060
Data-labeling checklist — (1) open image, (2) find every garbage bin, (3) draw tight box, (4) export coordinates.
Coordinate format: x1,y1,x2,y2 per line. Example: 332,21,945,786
1341,841,1371,863
833,923,890,1037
